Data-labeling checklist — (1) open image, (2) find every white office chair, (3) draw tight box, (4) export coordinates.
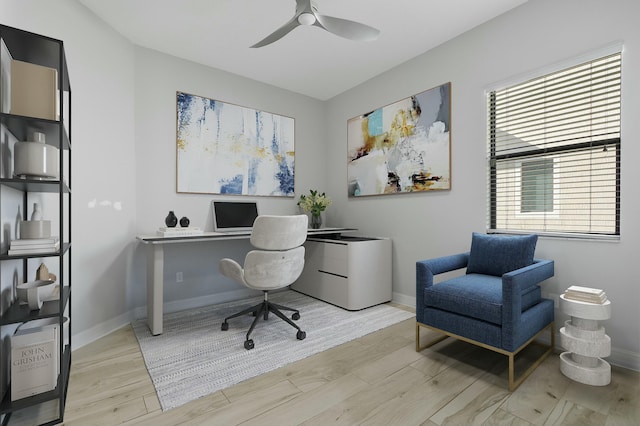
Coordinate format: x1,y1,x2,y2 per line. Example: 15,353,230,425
219,214,308,350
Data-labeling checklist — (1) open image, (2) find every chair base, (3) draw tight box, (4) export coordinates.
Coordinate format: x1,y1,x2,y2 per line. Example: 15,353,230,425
416,321,555,391
221,291,306,350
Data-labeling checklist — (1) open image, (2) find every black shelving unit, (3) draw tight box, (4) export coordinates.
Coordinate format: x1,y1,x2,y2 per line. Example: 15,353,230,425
0,24,71,426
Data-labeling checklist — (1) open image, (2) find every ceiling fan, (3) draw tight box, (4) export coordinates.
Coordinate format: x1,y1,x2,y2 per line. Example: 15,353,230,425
251,0,380,48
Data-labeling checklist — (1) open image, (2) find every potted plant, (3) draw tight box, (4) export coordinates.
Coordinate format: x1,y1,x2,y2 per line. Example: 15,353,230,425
297,189,332,229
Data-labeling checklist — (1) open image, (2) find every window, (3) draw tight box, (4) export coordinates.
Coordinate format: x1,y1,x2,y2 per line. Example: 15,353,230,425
488,52,621,237
521,159,554,213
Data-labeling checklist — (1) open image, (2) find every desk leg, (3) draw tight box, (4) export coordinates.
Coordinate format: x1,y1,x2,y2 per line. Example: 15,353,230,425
147,244,164,335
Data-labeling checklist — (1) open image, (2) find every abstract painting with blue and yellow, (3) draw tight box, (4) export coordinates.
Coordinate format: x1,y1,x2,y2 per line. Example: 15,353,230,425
176,91,295,196
347,83,451,196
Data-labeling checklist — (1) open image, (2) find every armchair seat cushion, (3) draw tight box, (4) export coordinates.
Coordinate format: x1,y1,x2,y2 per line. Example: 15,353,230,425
423,274,544,326
424,274,503,325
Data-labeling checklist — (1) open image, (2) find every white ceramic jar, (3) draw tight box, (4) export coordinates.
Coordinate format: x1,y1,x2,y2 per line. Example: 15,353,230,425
14,131,59,178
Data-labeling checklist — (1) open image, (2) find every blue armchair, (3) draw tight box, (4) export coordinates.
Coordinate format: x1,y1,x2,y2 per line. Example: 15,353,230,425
416,233,555,391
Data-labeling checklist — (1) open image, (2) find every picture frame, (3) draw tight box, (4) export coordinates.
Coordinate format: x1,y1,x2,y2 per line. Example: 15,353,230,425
347,82,451,197
176,91,295,197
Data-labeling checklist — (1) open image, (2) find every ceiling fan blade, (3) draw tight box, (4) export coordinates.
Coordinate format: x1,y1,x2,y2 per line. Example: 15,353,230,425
314,14,380,42
251,16,301,48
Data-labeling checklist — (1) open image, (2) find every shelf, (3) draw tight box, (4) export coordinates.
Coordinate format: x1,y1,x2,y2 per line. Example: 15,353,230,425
0,345,71,415
0,113,70,150
0,287,69,326
0,25,70,91
1,23,72,426
0,178,70,194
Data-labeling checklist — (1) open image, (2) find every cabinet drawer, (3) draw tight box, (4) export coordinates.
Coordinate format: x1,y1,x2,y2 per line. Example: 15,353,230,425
306,241,348,277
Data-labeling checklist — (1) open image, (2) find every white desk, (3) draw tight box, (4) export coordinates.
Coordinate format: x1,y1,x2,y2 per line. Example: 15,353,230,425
136,227,355,335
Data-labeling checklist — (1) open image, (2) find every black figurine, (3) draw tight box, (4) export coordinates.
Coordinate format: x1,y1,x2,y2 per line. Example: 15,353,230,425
165,211,178,227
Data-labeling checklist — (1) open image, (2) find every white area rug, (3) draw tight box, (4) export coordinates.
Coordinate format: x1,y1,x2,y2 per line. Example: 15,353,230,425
132,291,414,411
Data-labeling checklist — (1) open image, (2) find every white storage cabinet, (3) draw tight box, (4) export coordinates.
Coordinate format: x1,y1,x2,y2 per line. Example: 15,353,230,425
292,236,391,310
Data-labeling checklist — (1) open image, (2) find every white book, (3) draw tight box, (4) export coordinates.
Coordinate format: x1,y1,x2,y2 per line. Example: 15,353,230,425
8,243,60,256
11,327,57,401
565,285,604,296
11,237,60,246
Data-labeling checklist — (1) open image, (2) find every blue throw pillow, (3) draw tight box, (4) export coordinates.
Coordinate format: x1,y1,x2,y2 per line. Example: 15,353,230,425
466,232,537,277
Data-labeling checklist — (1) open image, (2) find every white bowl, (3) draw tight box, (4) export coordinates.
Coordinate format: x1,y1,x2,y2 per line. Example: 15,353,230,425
16,280,55,303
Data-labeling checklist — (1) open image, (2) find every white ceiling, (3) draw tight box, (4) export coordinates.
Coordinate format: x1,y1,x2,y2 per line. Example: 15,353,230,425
77,0,527,100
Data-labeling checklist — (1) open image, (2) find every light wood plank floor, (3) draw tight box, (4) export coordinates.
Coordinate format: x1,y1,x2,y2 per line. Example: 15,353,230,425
59,310,639,425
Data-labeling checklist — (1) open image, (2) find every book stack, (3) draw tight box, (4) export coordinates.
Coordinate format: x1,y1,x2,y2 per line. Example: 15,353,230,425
157,227,204,237
563,285,608,304
8,237,60,256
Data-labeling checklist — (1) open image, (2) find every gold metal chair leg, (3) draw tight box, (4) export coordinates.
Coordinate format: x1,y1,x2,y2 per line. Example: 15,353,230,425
416,321,555,392
415,322,449,352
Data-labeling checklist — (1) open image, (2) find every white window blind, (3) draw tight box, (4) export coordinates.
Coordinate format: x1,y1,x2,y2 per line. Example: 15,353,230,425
488,52,621,237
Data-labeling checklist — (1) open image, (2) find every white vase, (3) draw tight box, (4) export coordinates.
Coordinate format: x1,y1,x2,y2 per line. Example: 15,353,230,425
31,202,42,221
14,131,59,178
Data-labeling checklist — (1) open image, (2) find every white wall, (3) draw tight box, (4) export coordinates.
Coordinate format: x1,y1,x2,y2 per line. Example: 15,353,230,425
130,47,326,311
325,0,640,370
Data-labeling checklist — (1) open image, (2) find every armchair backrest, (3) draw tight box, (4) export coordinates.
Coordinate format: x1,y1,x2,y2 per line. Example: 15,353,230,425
466,232,538,277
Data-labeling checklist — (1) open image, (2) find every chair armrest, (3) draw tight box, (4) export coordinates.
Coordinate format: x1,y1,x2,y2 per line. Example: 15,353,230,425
416,253,469,323
502,259,554,324
417,253,470,282
219,258,245,285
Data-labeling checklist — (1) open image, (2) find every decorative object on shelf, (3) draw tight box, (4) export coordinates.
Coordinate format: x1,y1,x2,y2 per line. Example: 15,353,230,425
36,262,57,282
297,189,332,229
14,131,60,179
165,211,178,228
180,216,190,227
16,279,56,310
347,82,452,196
19,202,52,240
176,91,295,197
10,59,58,121
31,202,42,220
559,287,612,386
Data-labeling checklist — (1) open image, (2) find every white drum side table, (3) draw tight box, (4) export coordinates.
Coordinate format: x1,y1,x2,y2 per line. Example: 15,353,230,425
559,294,611,385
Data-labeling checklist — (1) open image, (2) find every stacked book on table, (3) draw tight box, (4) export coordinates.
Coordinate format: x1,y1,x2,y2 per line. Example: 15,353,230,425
157,227,204,237
8,237,60,255
563,285,607,304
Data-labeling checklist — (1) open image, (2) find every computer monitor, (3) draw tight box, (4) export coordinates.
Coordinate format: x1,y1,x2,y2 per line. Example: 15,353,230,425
211,200,259,233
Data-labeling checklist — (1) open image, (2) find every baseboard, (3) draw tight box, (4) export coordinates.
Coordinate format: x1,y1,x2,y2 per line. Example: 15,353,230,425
392,291,415,309
73,288,258,351
133,288,258,319
72,310,136,351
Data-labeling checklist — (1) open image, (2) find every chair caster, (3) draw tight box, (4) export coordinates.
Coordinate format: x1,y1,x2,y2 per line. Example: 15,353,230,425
244,339,255,350
296,330,306,340
292,312,300,320
221,322,229,331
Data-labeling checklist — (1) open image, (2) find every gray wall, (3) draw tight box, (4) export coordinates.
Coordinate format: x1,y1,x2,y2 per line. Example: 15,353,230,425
2,0,639,371
325,0,640,369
